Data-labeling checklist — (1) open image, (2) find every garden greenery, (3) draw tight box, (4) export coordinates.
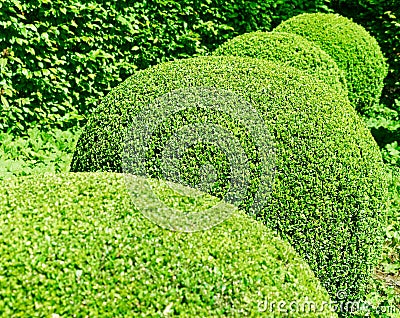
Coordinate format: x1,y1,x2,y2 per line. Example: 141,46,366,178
0,172,336,317
0,127,81,180
1,1,398,166
328,0,399,113
328,1,400,168
212,31,347,95
274,13,388,115
71,56,389,302
0,0,329,133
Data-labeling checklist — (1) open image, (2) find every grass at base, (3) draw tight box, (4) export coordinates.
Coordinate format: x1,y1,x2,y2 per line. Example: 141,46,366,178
0,126,81,180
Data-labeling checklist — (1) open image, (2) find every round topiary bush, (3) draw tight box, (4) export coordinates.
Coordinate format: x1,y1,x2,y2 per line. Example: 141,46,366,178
0,173,337,317
212,31,347,96
274,13,388,114
70,56,388,302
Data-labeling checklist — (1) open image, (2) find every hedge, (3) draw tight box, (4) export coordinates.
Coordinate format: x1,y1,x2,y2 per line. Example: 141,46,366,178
327,0,399,113
0,0,329,133
0,172,336,317
70,56,388,303
327,1,400,168
212,31,347,96
274,13,388,115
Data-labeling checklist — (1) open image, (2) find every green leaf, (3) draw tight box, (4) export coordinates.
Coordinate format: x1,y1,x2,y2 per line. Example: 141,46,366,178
20,27,28,38
11,56,24,65
26,47,35,55
11,0,23,12
42,69,50,76
21,68,29,76
15,38,27,45
41,33,49,41
1,96,9,109
0,58,7,68
26,24,38,32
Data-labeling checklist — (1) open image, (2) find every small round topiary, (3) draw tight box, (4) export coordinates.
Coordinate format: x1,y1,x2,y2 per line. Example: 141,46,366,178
212,31,347,96
274,13,388,114
70,56,388,302
0,173,336,317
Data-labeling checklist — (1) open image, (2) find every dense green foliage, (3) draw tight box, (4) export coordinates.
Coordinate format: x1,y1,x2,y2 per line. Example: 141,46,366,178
0,128,397,316
0,0,329,133
326,0,400,168
1,0,397,166
212,31,347,95
274,13,388,115
0,126,81,180
0,172,336,317
327,0,399,112
0,1,398,313
70,56,388,303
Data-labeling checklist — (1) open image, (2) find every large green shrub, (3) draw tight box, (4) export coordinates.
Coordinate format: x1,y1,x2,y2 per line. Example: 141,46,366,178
274,13,388,115
0,0,328,133
0,172,336,317
327,0,399,112
326,1,400,168
70,56,388,302
212,31,347,95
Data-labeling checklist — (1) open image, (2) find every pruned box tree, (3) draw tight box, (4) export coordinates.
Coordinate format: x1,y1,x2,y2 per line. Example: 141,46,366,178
70,56,388,303
0,173,336,317
274,13,388,115
213,31,347,97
